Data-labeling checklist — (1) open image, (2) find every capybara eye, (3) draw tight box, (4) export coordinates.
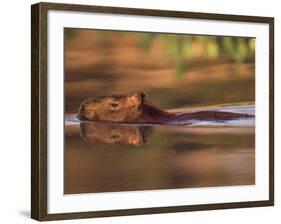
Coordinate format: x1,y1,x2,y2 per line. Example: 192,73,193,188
110,103,120,108
111,134,120,139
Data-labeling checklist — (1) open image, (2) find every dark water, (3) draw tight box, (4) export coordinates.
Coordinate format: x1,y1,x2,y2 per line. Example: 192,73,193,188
64,106,255,194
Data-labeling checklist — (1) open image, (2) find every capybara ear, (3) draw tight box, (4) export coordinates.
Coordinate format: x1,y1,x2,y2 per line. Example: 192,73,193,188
131,92,147,101
139,92,146,99
132,92,147,98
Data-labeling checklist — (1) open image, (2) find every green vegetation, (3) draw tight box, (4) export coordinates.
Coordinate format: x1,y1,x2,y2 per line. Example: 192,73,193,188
139,34,255,77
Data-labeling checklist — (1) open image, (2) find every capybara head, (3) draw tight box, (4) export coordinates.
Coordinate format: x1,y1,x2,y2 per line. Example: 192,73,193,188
78,92,146,122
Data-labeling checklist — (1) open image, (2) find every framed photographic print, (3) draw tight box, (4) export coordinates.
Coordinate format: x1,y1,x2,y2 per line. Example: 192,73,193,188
31,2,274,221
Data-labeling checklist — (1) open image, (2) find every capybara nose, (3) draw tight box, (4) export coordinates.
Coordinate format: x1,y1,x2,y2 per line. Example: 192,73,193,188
78,105,86,120
78,102,92,120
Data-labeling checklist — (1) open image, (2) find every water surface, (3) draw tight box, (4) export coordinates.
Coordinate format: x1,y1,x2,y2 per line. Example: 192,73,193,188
64,105,255,194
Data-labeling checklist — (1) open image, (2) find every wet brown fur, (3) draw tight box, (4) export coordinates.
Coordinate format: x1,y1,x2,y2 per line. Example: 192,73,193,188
78,93,253,123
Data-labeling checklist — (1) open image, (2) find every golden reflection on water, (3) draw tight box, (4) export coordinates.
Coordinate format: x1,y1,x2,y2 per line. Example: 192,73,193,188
80,122,153,146
64,123,255,194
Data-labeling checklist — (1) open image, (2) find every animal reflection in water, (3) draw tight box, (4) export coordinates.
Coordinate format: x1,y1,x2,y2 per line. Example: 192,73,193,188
80,122,153,146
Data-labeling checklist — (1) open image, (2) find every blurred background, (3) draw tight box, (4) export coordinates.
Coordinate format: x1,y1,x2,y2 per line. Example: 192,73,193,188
64,29,255,114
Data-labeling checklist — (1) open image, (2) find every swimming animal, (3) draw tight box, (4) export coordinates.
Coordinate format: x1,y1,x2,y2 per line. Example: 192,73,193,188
78,92,253,124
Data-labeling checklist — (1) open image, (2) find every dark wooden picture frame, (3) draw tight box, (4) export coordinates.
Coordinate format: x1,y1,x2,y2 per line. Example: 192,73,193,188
31,2,274,221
